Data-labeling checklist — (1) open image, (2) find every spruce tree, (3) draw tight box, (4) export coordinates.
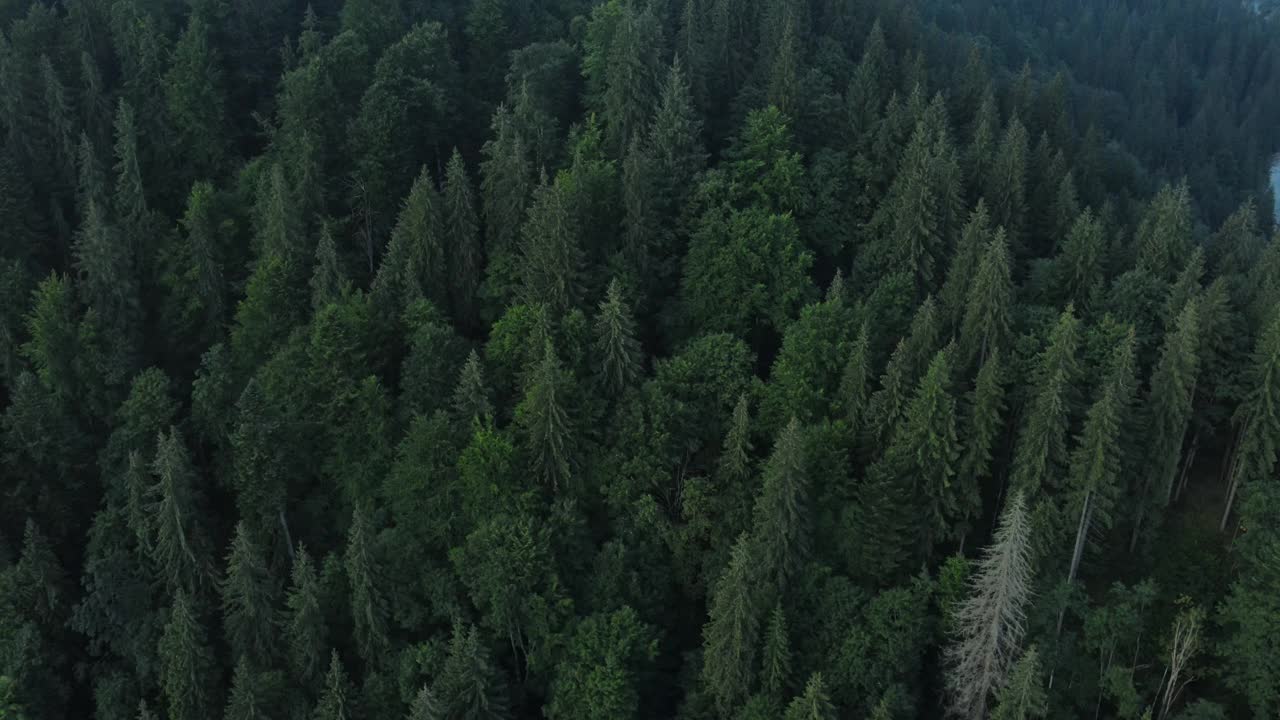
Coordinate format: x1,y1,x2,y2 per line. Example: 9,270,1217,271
986,116,1028,247
701,533,760,716
760,602,792,697
835,322,871,432
224,655,284,720
1135,182,1193,282
1010,307,1079,495
940,201,993,332
148,427,210,593
944,491,1034,720
783,674,837,720
314,651,354,720
480,105,531,256
1056,208,1106,303
901,349,963,550
518,177,582,314
431,623,508,719
1221,308,1280,529
346,504,389,665
752,417,809,589
407,686,444,720
283,543,328,689
374,166,445,312
719,393,753,482
310,223,347,312
221,522,279,666
177,181,226,335
112,99,147,240
163,14,228,179
594,278,642,394
159,590,217,720
516,339,573,489
444,148,481,328
959,349,1006,504
452,350,494,426
1130,299,1199,551
990,648,1047,720
959,229,1012,368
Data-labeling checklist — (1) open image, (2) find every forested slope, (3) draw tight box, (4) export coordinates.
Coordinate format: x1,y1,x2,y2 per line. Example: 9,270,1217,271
2,0,1280,718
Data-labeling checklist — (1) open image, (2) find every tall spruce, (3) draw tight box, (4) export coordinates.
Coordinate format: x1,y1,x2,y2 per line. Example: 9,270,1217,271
959,228,1012,368
1010,307,1079,495
221,522,279,666
159,591,218,720
594,278,642,394
283,543,328,689
701,533,760,716
517,339,573,489
751,417,809,589
346,504,390,665
444,148,481,328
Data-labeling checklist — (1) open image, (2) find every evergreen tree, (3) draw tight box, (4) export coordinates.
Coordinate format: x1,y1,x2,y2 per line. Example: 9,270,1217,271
986,116,1028,247
752,417,809,589
782,674,837,720
163,14,228,179
760,602,791,697
221,522,279,666
944,491,1034,720
516,339,573,489
159,591,217,720
701,533,760,716
1056,208,1106,303
310,223,347,312
518,177,581,314
112,99,147,241
314,651,354,720
958,349,1006,503
1010,307,1079,495
990,647,1047,720
452,350,494,426
835,322,871,432
1130,299,1199,551
407,686,444,720
176,181,226,337
901,349,963,550
345,504,389,665
148,427,210,593
1135,182,1194,282
444,148,481,328
720,393,753,482
959,229,1012,368
283,544,328,689
430,623,508,720
73,198,139,381
1221,308,1280,529
594,278,642,394
480,105,531,257
940,201,993,332
373,166,445,312
224,655,283,720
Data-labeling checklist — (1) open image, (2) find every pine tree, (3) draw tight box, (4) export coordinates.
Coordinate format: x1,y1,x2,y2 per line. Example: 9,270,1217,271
517,339,573,489
835,322,871,432
1056,208,1106,303
1064,330,1135,588
444,148,481,328
986,116,1028,247
752,417,809,589
374,166,445,312
588,0,663,154
38,56,75,189
221,522,279,666
480,105,531,256
177,181,226,335
112,99,147,240
719,393,753,482
73,198,139,379
314,651,354,720
346,504,389,665
866,297,941,448
594,278,642,393
765,15,799,117
159,591,218,720
224,655,284,720
518,177,582,314
452,350,494,426
1221,308,1280,529
944,491,1035,720
959,349,1006,504
902,349,963,550
164,14,228,179
649,56,706,217
1135,182,1193,282
149,427,209,593
701,533,760,716
407,685,444,720
760,602,791,697
940,202,993,332
959,229,1012,368
310,223,347,312
783,674,837,720
283,543,328,689
1010,307,1079,495
990,647,1047,720
76,131,107,216
432,624,509,719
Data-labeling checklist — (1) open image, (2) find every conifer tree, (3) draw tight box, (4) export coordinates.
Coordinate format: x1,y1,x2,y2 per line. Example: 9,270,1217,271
1130,299,1200,550
159,590,217,720
940,202,993,332
959,229,1012,368
149,427,209,593
1221,308,1280,529
112,99,147,240
836,322,871,432
452,350,494,426
1010,307,1079,495
177,181,226,335
944,491,1034,720
431,624,509,719
760,602,792,697
1135,182,1193,282
374,166,445,312
701,533,760,716
39,56,75,190
283,544,328,689
480,105,531,256
229,378,287,540
221,522,279,666
346,504,389,665
959,349,1006,502
76,132,107,216
407,685,444,720
224,655,284,720
163,14,228,179
518,177,582,314
517,339,573,489
866,297,941,448
1056,208,1106,303
1065,330,1135,588
444,148,481,328
310,223,346,312
73,198,139,379
783,674,837,720
766,15,799,116
986,116,1028,247
719,393,753,482
902,349,963,550
752,417,809,589
314,651,354,720
594,278,642,394
990,648,1047,720
649,56,706,219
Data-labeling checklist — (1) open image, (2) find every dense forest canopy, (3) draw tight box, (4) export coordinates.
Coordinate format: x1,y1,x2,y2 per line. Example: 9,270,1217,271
2,0,1280,718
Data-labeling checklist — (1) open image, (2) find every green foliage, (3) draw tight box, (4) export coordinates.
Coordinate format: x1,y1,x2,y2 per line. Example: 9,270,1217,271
546,607,658,720
701,534,760,716
159,591,217,720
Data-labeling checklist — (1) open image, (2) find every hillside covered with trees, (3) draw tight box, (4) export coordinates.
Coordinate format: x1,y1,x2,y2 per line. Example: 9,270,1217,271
3,0,1280,718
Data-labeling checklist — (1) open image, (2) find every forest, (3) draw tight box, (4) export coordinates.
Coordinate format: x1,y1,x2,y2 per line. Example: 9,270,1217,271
2,0,1280,718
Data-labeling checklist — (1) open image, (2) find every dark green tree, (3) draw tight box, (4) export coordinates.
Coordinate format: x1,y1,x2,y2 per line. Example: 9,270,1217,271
783,674,837,720
453,350,494,426
443,148,481,328
221,522,279,666
701,533,760,716
345,504,390,665
1010,307,1079,495
223,655,284,720
159,591,218,720
283,544,328,690
163,14,228,179
752,417,809,589
313,651,355,720
760,602,792,698
148,427,211,593
310,223,348,312
516,339,573,489
959,229,1012,368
